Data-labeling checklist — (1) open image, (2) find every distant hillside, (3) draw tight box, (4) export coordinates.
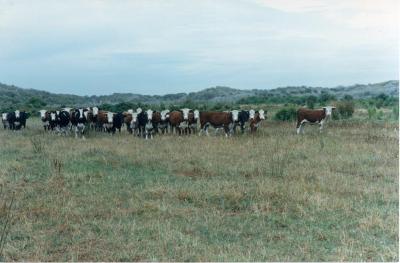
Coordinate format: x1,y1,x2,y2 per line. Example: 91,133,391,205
0,80,398,111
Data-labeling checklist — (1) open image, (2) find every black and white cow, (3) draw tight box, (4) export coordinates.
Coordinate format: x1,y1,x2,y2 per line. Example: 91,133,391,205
7,110,28,130
158,110,170,134
144,109,154,139
233,110,250,133
296,106,336,134
73,108,87,139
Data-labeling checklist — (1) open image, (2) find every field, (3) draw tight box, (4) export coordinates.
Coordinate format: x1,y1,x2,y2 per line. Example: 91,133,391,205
0,117,398,261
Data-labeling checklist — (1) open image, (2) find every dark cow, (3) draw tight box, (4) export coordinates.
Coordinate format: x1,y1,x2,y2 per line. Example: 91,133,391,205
73,108,87,139
129,110,141,136
233,110,250,133
249,109,266,133
144,109,154,139
53,110,71,135
199,111,234,137
296,106,335,134
7,110,28,130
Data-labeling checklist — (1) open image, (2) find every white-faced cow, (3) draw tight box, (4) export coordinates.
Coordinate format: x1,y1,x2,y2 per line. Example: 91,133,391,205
73,108,87,139
2,113,9,129
296,106,336,134
158,110,170,134
39,110,50,131
188,110,199,134
249,109,266,133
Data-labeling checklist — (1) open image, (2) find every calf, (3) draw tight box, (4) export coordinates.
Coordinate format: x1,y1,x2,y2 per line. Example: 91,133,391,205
249,109,266,133
158,110,170,134
199,111,234,137
296,106,335,134
168,111,184,135
144,109,154,139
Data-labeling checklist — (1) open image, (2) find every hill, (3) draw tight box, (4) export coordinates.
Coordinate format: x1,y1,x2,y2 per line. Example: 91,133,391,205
0,80,398,110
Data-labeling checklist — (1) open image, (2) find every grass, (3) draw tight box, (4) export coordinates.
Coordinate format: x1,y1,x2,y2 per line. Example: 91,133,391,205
0,118,398,261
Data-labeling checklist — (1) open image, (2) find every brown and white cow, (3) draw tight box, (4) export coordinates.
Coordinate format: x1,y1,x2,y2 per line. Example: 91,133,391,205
38,110,50,131
168,110,187,135
187,110,199,134
249,109,266,133
296,106,336,134
199,111,234,137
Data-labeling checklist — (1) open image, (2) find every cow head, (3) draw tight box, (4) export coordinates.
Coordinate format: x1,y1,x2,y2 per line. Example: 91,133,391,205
231,110,239,122
92,107,99,116
78,109,85,120
259,109,265,120
127,109,134,114
107,112,114,123
323,106,336,116
136,108,143,114
146,109,153,121
15,110,20,118
56,110,60,116
131,112,138,123
194,110,199,120
50,112,56,121
161,110,170,121
2,113,7,121
39,110,47,119
249,109,256,119
181,108,190,120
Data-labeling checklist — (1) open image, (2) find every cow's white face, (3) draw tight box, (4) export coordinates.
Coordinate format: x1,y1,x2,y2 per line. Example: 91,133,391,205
78,109,84,119
181,108,190,120
2,113,7,120
146,109,153,120
39,110,46,118
259,109,265,120
231,110,239,122
194,110,199,119
15,110,20,118
128,109,134,114
92,107,99,116
131,112,138,123
136,108,142,114
161,110,170,121
249,109,255,119
50,112,56,121
56,110,60,116
323,106,336,116
84,110,89,119
107,112,114,123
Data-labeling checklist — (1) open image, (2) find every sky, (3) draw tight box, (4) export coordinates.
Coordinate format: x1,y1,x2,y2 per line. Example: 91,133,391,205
0,0,398,95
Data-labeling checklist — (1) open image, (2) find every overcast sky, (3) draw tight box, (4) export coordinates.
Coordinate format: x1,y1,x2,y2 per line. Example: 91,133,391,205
0,0,398,95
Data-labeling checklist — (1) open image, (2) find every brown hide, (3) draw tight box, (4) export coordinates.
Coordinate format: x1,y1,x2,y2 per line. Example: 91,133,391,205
199,112,232,128
296,108,326,127
250,113,262,133
169,111,183,127
152,111,161,124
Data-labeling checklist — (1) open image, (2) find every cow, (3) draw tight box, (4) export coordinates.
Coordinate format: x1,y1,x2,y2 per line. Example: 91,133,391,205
296,106,336,134
7,110,28,130
123,111,133,134
168,111,184,135
130,112,140,136
2,113,9,129
54,110,71,135
158,110,170,134
232,110,250,134
144,109,154,139
199,111,234,137
73,108,87,139
39,110,50,131
48,111,59,131
187,110,199,134
249,109,266,133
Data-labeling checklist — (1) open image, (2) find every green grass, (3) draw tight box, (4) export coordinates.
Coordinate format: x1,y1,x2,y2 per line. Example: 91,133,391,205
0,118,398,261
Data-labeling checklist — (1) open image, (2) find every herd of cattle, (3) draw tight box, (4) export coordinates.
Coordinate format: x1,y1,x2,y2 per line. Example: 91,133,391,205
1,106,336,138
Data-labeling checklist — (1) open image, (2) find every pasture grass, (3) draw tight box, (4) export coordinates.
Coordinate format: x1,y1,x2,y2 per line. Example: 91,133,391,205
0,118,398,261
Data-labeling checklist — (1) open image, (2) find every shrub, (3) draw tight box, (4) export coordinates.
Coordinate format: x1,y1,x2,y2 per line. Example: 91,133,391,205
274,107,297,121
336,100,355,119
306,95,318,109
367,107,377,119
392,105,399,120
